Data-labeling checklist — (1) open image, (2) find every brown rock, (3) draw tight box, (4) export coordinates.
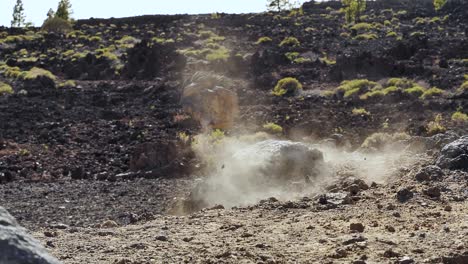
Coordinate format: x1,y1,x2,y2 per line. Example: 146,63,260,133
350,223,365,233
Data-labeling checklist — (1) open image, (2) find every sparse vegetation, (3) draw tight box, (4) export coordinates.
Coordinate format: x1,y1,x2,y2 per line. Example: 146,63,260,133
23,67,56,81
272,77,302,96
279,37,300,47
433,0,447,11
426,114,446,135
351,22,372,31
342,0,367,23
352,108,370,116
256,37,272,45
41,17,73,33
421,87,444,99
336,79,378,98
451,111,468,122
354,33,378,40
263,122,283,134
0,82,14,95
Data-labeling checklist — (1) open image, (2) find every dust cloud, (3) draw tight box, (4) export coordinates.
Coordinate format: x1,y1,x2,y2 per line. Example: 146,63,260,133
175,132,420,213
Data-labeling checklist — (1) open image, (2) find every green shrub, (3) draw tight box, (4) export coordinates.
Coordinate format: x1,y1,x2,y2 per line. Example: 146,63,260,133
263,122,283,134
0,82,13,95
410,31,425,37
426,114,446,135
351,22,373,31
386,31,397,37
89,36,102,42
22,67,56,80
59,80,76,88
451,111,468,122
320,57,336,65
352,108,370,116
0,65,23,79
382,86,400,95
459,81,468,91
206,36,225,43
41,17,72,33
152,37,175,44
279,37,300,47
421,87,444,98
360,90,384,100
116,35,138,45
205,47,230,62
256,36,272,45
386,78,413,88
404,85,426,97
414,17,427,25
294,57,311,64
337,79,378,98
285,52,300,61
344,87,361,98
354,33,378,40
396,10,407,16
272,77,302,96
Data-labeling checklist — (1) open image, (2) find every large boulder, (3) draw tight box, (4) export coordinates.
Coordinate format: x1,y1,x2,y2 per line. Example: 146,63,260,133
231,140,325,181
181,73,239,130
0,207,61,264
436,136,468,170
171,140,325,214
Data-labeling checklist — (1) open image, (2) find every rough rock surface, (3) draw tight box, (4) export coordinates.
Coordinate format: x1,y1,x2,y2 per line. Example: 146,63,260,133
181,76,239,130
436,136,468,170
0,207,61,264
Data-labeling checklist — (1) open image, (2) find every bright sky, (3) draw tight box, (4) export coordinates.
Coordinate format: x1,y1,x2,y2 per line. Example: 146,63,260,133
0,0,309,27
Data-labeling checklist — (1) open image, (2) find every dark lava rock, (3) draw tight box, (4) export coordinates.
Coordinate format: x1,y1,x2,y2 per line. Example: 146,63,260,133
129,141,179,172
318,192,352,206
124,40,186,80
442,252,468,264
396,188,414,203
0,207,61,264
436,136,468,170
423,186,441,199
415,165,445,181
350,223,365,233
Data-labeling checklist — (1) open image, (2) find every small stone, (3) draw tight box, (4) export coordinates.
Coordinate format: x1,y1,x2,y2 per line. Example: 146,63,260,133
386,226,396,232
44,231,58,238
399,256,414,264
343,235,367,245
423,186,441,199
46,241,55,248
396,188,413,203
216,251,231,258
350,223,365,233
330,248,347,259
210,204,225,210
182,237,194,242
306,225,315,230
387,204,396,210
49,223,69,230
444,205,452,212
155,235,168,241
393,212,401,217
101,220,119,228
383,249,400,258
415,165,444,181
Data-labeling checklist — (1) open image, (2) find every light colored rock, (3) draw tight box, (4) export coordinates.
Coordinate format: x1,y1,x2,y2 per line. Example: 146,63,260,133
0,207,61,264
181,74,239,130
